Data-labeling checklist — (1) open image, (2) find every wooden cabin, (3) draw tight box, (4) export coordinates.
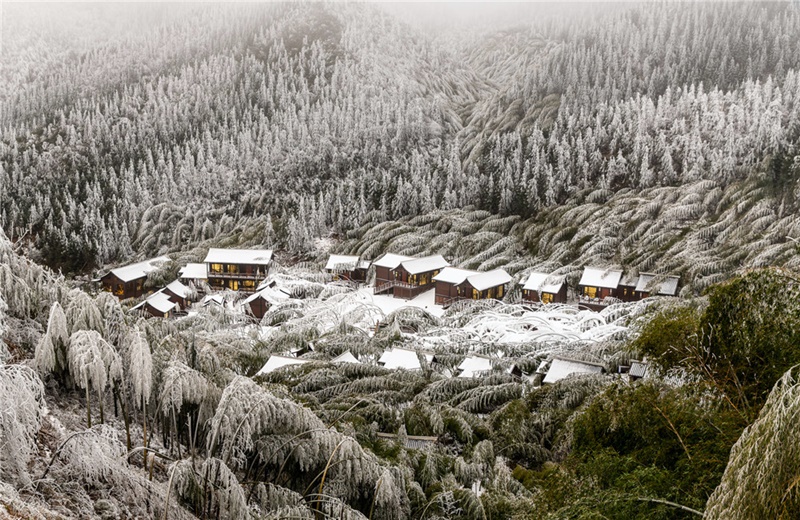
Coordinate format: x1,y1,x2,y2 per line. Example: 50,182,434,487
162,280,191,310
577,267,623,310
243,290,271,320
392,255,451,299
433,267,511,305
372,253,415,294
373,254,450,300
635,273,680,299
433,267,478,305
131,292,178,319
178,263,208,286
617,274,639,302
100,256,170,300
325,254,370,283
521,272,568,304
204,248,273,293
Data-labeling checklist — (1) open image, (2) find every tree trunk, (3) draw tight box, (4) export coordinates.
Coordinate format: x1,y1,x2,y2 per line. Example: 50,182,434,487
85,384,92,428
143,396,149,471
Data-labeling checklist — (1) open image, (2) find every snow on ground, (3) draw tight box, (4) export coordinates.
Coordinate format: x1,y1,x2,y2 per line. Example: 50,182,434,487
354,287,445,318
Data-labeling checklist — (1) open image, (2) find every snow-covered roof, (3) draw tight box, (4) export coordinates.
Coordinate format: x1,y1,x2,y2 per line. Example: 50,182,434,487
378,347,422,370
200,294,224,307
401,255,450,275
635,273,680,296
372,253,414,269
325,255,365,271
179,263,207,280
143,292,178,314
543,357,605,384
578,267,623,289
620,274,639,287
331,351,360,364
466,269,512,291
109,256,170,283
164,280,190,299
433,267,478,285
457,355,492,378
522,272,564,294
203,248,273,266
256,355,311,375
243,286,286,306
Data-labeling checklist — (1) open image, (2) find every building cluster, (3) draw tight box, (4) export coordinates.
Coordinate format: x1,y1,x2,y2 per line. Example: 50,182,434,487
521,266,680,310
99,247,679,320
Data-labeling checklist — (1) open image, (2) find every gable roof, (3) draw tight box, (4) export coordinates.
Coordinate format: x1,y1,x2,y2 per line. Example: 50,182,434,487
433,267,479,285
132,291,177,315
179,263,207,280
635,273,680,296
243,287,286,306
164,280,190,299
578,267,623,289
522,272,564,294
378,347,422,370
108,256,170,283
372,253,414,269
325,254,360,271
256,355,310,376
203,248,273,266
401,255,450,275
331,351,360,364
543,357,605,384
465,269,512,291
457,354,493,378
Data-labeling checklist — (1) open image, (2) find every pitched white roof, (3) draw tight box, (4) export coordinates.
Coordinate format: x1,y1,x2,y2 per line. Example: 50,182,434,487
578,267,623,289
325,255,361,271
543,357,604,384
200,294,224,307
457,355,492,378
635,273,680,296
256,355,310,375
378,347,422,370
144,292,178,314
331,351,360,364
179,263,207,280
522,272,564,294
401,255,450,275
372,253,414,269
164,280,190,299
110,256,170,283
433,267,478,285
466,269,512,291
203,248,273,265
243,287,286,306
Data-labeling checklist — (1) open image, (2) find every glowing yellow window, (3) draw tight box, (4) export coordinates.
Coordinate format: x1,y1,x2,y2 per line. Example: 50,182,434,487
584,286,597,298
229,280,239,291
497,285,504,298
211,263,223,274
542,292,553,304
226,264,239,274
473,289,479,299
115,284,124,295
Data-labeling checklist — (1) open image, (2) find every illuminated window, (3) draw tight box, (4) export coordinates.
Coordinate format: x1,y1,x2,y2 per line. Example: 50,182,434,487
542,292,553,304
584,286,597,298
473,289,479,299
210,263,223,274
497,285,504,298
226,264,239,274
228,280,239,291
136,280,143,292
115,284,124,295
243,280,255,288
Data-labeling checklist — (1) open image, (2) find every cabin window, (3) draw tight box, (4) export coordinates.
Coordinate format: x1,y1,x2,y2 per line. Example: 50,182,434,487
420,273,429,285
210,278,225,287
497,285,504,298
472,289,479,299
226,264,239,274
584,286,597,298
210,263,223,274
136,280,143,292
228,280,239,291
243,280,255,288
542,292,553,304
115,284,124,295
622,287,628,296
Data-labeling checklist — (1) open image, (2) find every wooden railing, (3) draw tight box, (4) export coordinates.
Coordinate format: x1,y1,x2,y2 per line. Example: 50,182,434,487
374,281,395,294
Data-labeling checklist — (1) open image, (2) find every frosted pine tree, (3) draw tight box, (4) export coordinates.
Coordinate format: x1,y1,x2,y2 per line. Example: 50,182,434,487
0,364,45,486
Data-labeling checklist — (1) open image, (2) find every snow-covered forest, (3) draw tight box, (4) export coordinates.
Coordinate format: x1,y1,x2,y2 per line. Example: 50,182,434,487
3,2,800,519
